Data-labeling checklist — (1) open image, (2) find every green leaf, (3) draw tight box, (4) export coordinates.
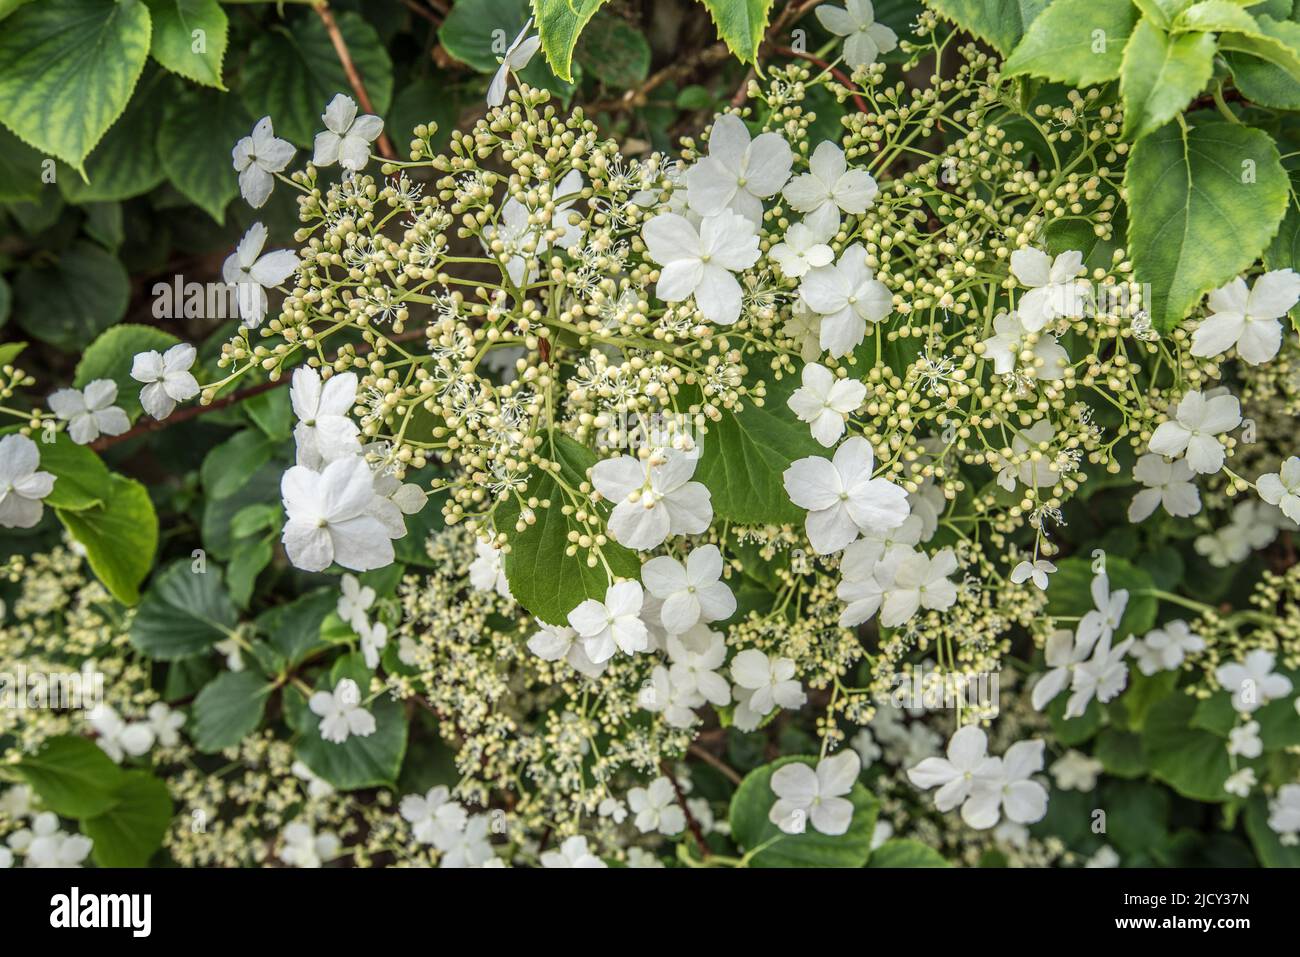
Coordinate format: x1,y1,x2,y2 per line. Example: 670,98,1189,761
1227,49,1300,108
201,429,276,499
75,323,180,421
130,559,238,659
240,11,392,147
533,0,608,81
575,11,652,88
728,755,878,867
1175,0,1264,31
83,201,125,249
923,0,1050,54
191,670,270,752
1043,555,1157,636
158,86,251,223
56,475,158,605
291,653,408,790
1216,14,1300,81
1120,19,1217,143
1141,690,1233,802
1266,181,1300,276
867,838,950,867
0,0,152,171
33,432,111,512
143,0,227,88
697,0,775,63
440,0,579,100
227,535,272,609
1221,13,1300,104
256,588,336,665
693,369,824,525
12,240,130,351
1095,728,1148,777
1126,119,1289,331
493,434,641,625
0,340,23,368
0,126,45,202
1004,0,1139,85
14,736,125,818
82,771,173,867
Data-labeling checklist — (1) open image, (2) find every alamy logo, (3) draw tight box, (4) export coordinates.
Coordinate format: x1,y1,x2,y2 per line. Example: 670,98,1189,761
49,887,151,938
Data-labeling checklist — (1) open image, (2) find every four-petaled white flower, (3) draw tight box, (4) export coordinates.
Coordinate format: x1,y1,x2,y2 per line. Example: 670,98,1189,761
291,367,360,465
399,786,467,847
641,210,760,325
962,739,1049,830
815,0,899,70
279,820,341,868
1077,572,1128,649
46,380,129,445
131,343,200,420
1128,453,1201,522
1267,783,1300,839
469,539,513,599
639,664,703,728
8,813,93,868
628,776,686,835
906,726,1002,826
979,311,1069,381
566,580,648,663
641,545,736,635
1227,720,1263,759
1066,632,1135,719
995,419,1061,492
309,678,376,744
799,243,893,358
1215,649,1293,713
1191,269,1300,365
487,19,540,108
337,572,375,632
783,436,910,555
782,140,879,234
88,704,154,763
358,619,388,669
591,447,712,551
540,835,606,868
1009,247,1090,330
1031,628,1092,712
1133,620,1205,676
232,116,294,208
1148,389,1241,475
1050,750,1103,791
685,113,792,223
880,546,960,627
1257,456,1300,524
769,751,860,835
526,623,608,678
0,435,54,529
666,625,732,707
281,455,395,572
313,94,383,171
1011,559,1056,590
222,222,299,328
769,221,834,279
731,648,806,730
787,362,867,447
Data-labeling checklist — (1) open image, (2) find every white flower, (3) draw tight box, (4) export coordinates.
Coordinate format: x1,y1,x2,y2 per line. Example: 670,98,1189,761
0,434,55,529
851,728,881,768
626,847,664,868
907,475,944,541
769,220,834,278
730,649,806,730
1009,247,1089,331
130,343,199,420
1066,632,1135,719
540,835,606,868
815,0,899,69
769,751,860,835
591,447,712,551
1077,572,1128,650
0,785,32,819
279,820,340,868
995,419,1061,491
46,380,129,445
641,210,760,325
469,539,513,599
487,19,540,108
566,580,648,663
1031,628,1093,712
291,367,360,465
232,116,294,208
400,786,467,847
979,311,1069,381
1227,720,1263,759
961,739,1049,830
879,547,959,627
1128,453,1201,522
638,664,703,728
598,797,628,823
483,169,585,286
783,436,910,555
641,545,735,634
628,776,686,835
1224,767,1257,798
440,814,496,868
526,623,608,678
782,140,879,235
685,113,792,223
1215,649,1293,713
1010,559,1056,590
222,222,299,328
309,678,376,744
787,362,867,447
0,848,9,868
906,726,1002,827
11,813,93,868
782,302,823,362
313,93,383,171
358,619,388,670
281,456,395,572
1148,389,1241,475
1191,269,1300,365
1267,783,1300,839
666,625,732,707
292,760,334,799
1086,845,1120,868
337,573,375,632
799,243,892,358
147,702,185,747
1195,500,1283,567
1050,750,1102,791
1257,456,1300,524
1133,620,1205,676
87,704,154,763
